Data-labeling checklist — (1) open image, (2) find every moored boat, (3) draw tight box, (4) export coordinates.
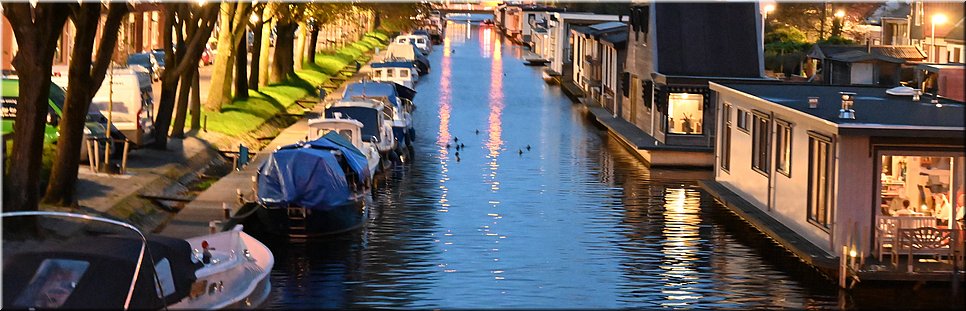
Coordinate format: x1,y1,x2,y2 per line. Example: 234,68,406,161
307,117,381,180
255,132,372,238
342,81,417,153
2,211,273,309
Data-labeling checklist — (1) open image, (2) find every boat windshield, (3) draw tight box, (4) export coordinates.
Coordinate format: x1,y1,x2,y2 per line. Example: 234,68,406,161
2,211,156,309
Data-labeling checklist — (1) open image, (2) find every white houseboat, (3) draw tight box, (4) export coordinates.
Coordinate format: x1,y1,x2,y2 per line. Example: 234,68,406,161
705,81,964,283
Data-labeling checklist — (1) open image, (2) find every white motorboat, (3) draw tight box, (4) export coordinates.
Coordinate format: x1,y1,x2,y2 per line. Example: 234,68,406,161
369,61,420,90
323,99,397,158
2,211,274,310
307,117,382,178
393,34,432,55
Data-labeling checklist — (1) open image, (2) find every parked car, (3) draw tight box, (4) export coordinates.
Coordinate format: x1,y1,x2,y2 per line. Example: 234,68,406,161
151,49,166,76
1,77,119,161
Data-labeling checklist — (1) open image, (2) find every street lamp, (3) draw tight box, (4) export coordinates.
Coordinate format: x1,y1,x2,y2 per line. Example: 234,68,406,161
763,4,775,21
834,10,845,19
931,13,948,62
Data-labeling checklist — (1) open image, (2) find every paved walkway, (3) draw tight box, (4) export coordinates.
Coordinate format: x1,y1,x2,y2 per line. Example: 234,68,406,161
159,50,386,239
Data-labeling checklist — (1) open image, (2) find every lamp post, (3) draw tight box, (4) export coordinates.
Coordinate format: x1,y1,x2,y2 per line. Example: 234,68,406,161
832,9,845,38
931,13,948,63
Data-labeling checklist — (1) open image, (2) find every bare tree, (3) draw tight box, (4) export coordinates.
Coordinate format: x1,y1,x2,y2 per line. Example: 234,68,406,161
43,3,129,206
151,3,218,149
2,3,71,211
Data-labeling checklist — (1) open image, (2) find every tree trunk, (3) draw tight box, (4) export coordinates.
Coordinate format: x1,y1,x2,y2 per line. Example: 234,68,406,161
271,21,296,83
203,2,237,111
151,3,218,149
190,68,201,130
307,23,319,63
294,22,306,70
235,32,249,99
170,67,195,138
43,3,127,206
249,20,263,90
258,18,273,87
2,3,70,211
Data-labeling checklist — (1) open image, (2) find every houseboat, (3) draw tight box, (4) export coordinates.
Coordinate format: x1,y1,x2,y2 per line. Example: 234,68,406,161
704,81,964,283
570,21,627,110
255,132,372,238
603,2,770,167
538,12,622,84
2,211,274,309
369,60,420,90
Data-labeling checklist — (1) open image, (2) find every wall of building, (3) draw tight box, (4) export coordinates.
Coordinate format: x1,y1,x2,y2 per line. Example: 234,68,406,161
623,6,658,134
713,84,841,255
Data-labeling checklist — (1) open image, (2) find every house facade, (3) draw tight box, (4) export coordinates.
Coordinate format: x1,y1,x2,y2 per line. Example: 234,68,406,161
620,2,767,166
571,22,626,109
709,82,964,271
541,13,621,83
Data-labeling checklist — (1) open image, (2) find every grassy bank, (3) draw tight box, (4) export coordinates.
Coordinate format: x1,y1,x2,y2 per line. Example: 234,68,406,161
201,31,389,141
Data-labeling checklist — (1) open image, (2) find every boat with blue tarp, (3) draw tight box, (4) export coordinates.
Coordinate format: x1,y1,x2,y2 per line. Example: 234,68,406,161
255,132,372,238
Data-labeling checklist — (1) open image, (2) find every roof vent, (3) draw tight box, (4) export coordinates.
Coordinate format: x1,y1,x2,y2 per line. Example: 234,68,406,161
838,92,856,119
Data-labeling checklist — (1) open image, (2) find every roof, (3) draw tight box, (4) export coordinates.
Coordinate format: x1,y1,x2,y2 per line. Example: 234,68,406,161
654,2,762,78
599,30,628,48
946,18,964,43
713,82,964,131
572,21,626,37
809,45,926,62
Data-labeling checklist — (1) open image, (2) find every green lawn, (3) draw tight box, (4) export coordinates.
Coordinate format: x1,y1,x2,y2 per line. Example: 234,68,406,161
200,37,384,138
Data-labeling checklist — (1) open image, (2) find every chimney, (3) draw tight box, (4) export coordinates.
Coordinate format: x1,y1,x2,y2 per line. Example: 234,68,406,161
838,92,856,119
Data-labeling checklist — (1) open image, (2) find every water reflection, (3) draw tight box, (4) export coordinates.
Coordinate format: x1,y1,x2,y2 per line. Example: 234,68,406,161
256,22,960,309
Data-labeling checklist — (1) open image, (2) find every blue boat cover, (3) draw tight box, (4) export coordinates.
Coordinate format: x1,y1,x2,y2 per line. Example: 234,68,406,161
257,132,369,210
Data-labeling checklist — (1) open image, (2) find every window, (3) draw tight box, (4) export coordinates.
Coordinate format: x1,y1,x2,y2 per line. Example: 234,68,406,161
751,112,770,174
400,69,410,77
736,109,750,132
417,38,426,44
721,103,732,172
807,134,832,229
387,69,395,78
14,259,90,308
776,120,792,177
666,93,703,134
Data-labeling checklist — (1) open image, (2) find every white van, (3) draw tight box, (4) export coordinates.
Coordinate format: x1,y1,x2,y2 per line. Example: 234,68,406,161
52,66,156,147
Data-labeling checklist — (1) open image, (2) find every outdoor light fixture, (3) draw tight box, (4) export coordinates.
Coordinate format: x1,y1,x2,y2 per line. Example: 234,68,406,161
834,10,845,19
763,4,775,20
931,13,948,62
838,91,856,119
250,12,259,24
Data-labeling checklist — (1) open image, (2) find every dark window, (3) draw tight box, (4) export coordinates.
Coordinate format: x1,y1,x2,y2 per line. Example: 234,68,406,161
721,103,732,172
751,112,770,174
621,72,630,97
776,120,792,177
807,134,832,229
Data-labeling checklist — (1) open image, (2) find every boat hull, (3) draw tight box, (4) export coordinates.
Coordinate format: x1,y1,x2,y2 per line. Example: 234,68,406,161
256,199,366,238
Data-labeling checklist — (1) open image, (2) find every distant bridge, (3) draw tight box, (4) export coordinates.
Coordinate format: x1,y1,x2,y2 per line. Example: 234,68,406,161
436,8,494,15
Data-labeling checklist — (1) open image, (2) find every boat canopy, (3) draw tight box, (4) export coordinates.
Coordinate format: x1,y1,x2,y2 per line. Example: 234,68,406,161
257,133,370,210
344,81,416,102
325,105,381,141
3,227,199,309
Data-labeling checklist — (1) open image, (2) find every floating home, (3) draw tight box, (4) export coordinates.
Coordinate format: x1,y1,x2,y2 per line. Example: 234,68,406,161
705,81,964,282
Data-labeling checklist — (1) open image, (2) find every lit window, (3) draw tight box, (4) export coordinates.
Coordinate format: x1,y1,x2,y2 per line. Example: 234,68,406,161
666,93,703,134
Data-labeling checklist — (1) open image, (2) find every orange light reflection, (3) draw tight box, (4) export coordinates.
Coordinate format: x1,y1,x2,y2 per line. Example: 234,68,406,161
485,37,503,191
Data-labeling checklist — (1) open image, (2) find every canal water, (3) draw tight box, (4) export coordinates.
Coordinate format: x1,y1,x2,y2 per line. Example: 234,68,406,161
256,21,962,309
